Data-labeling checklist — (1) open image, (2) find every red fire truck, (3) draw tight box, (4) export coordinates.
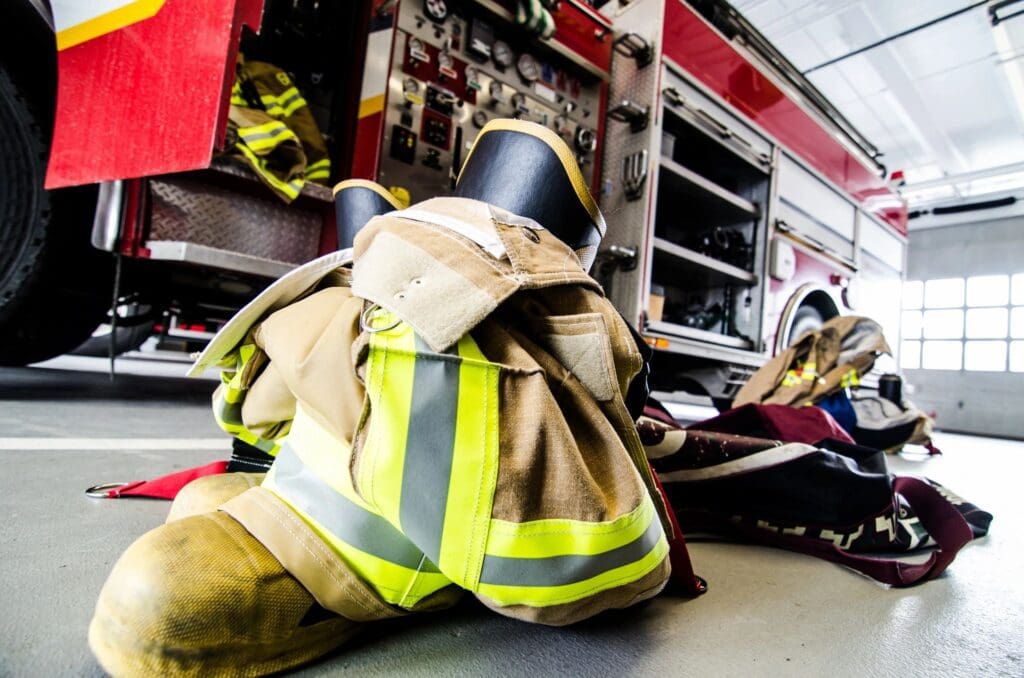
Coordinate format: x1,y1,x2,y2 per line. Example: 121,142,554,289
0,0,906,406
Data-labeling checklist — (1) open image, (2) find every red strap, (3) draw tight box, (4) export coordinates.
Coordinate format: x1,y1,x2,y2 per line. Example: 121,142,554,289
93,461,229,499
651,466,707,596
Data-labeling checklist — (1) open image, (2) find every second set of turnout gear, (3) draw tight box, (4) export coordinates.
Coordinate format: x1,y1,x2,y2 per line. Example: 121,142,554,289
89,120,701,676
226,57,331,202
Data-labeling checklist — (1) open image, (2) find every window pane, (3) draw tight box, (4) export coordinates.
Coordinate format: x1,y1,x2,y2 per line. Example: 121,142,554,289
1011,341,1024,372
1013,274,1024,306
924,278,964,308
966,275,1009,307
1012,307,1024,339
922,309,963,339
902,280,924,310
900,340,921,369
965,308,1008,339
964,341,1007,371
922,341,962,370
901,311,922,339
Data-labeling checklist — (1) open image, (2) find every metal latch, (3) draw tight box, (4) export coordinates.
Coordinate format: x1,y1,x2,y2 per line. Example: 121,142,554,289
613,32,654,68
623,150,648,201
608,100,650,132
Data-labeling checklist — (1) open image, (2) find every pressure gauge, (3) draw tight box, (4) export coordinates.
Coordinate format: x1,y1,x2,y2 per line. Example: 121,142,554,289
517,53,540,82
409,37,425,55
423,0,448,23
492,40,513,68
438,52,454,70
464,66,479,83
489,80,504,100
511,92,527,110
403,77,420,94
472,110,489,128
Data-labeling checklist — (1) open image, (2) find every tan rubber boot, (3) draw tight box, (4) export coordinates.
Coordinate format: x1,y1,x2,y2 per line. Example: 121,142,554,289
89,511,359,677
165,473,266,523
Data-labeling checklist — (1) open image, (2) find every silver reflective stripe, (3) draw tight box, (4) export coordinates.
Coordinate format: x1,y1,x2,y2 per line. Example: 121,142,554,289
273,444,439,572
398,336,460,565
239,125,294,144
478,515,663,587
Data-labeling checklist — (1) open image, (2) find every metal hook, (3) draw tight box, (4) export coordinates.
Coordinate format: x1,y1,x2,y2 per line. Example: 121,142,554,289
360,303,401,333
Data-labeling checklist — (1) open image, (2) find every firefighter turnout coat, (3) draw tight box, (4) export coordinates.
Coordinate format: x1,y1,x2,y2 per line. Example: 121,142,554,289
190,197,673,625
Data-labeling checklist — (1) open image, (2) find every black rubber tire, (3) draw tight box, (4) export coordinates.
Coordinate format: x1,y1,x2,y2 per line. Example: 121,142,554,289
0,68,112,366
787,304,825,346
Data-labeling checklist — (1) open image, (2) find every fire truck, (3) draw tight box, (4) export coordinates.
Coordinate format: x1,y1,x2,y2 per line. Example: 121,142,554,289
0,0,906,406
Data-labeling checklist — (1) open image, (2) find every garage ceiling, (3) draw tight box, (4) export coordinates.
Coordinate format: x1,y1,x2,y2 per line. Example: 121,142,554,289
729,0,1024,211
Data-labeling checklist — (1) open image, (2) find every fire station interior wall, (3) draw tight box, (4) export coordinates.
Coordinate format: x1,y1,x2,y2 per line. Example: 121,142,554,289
904,215,1024,439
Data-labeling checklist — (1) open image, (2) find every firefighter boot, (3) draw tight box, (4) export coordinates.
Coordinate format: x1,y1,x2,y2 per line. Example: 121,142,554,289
89,510,360,677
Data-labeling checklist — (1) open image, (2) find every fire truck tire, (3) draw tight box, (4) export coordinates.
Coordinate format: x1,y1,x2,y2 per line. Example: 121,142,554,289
0,68,112,366
787,304,825,345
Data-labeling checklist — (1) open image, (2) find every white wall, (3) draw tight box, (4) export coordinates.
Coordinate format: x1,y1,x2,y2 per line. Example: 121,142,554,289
904,214,1024,439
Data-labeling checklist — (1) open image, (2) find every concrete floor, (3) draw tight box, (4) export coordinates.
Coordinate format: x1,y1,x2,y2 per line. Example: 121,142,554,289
1,359,1022,677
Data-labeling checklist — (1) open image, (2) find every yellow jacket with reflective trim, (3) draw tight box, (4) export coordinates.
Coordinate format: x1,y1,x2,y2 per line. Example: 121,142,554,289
202,197,672,626
224,58,331,202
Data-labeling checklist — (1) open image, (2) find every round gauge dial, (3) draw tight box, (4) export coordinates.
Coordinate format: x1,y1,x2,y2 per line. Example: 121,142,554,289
511,92,527,110
574,126,597,154
438,52,454,70
423,0,448,23
408,37,424,55
489,80,504,99
492,40,513,68
464,66,479,83
402,77,420,94
517,53,540,82
472,110,489,128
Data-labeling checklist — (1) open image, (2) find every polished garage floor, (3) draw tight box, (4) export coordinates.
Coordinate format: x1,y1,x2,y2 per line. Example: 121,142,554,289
0,359,1021,677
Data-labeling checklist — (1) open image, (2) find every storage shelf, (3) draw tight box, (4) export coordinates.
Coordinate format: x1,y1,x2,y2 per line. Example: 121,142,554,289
658,156,760,219
662,104,769,174
646,320,753,350
652,237,757,285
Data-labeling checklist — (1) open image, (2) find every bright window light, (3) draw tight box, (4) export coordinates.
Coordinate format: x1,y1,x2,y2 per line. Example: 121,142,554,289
901,310,922,339
966,308,1008,339
924,278,964,309
902,280,923,310
922,340,962,370
900,340,921,370
1013,274,1024,306
1012,307,1024,339
966,275,1009,307
1011,341,1024,372
922,309,963,339
964,341,1007,371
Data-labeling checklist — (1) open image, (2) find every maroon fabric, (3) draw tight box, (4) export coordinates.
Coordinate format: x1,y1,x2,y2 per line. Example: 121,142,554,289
97,461,229,499
690,403,855,446
650,466,706,596
717,476,975,586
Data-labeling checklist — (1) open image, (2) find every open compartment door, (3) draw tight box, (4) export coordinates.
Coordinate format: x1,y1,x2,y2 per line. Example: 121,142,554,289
45,0,265,188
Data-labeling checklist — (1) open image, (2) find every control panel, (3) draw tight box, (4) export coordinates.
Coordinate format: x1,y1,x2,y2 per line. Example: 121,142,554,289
375,0,608,203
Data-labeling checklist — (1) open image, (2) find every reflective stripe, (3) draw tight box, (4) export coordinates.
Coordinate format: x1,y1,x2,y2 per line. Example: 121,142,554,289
479,513,664,587
272,443,438,572
484,498,655,559
212,343,281,455
234,143,303,200
399,336,460,564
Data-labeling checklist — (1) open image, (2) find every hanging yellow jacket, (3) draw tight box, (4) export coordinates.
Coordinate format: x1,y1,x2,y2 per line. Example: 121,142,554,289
227,59,331,202
191,197,672,626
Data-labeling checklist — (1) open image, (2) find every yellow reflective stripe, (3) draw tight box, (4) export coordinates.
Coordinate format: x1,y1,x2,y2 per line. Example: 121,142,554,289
362,314,416,526
234,143,303,200
263,468,451,607
437,334,500,589
484,497,655,559
305,169,330,180
306,159,331,179
476,533,669,607
56,0,166,50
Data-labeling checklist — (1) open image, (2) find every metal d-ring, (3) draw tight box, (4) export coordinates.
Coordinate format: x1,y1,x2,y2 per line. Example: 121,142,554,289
360,303,401,333
85,482,131,498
